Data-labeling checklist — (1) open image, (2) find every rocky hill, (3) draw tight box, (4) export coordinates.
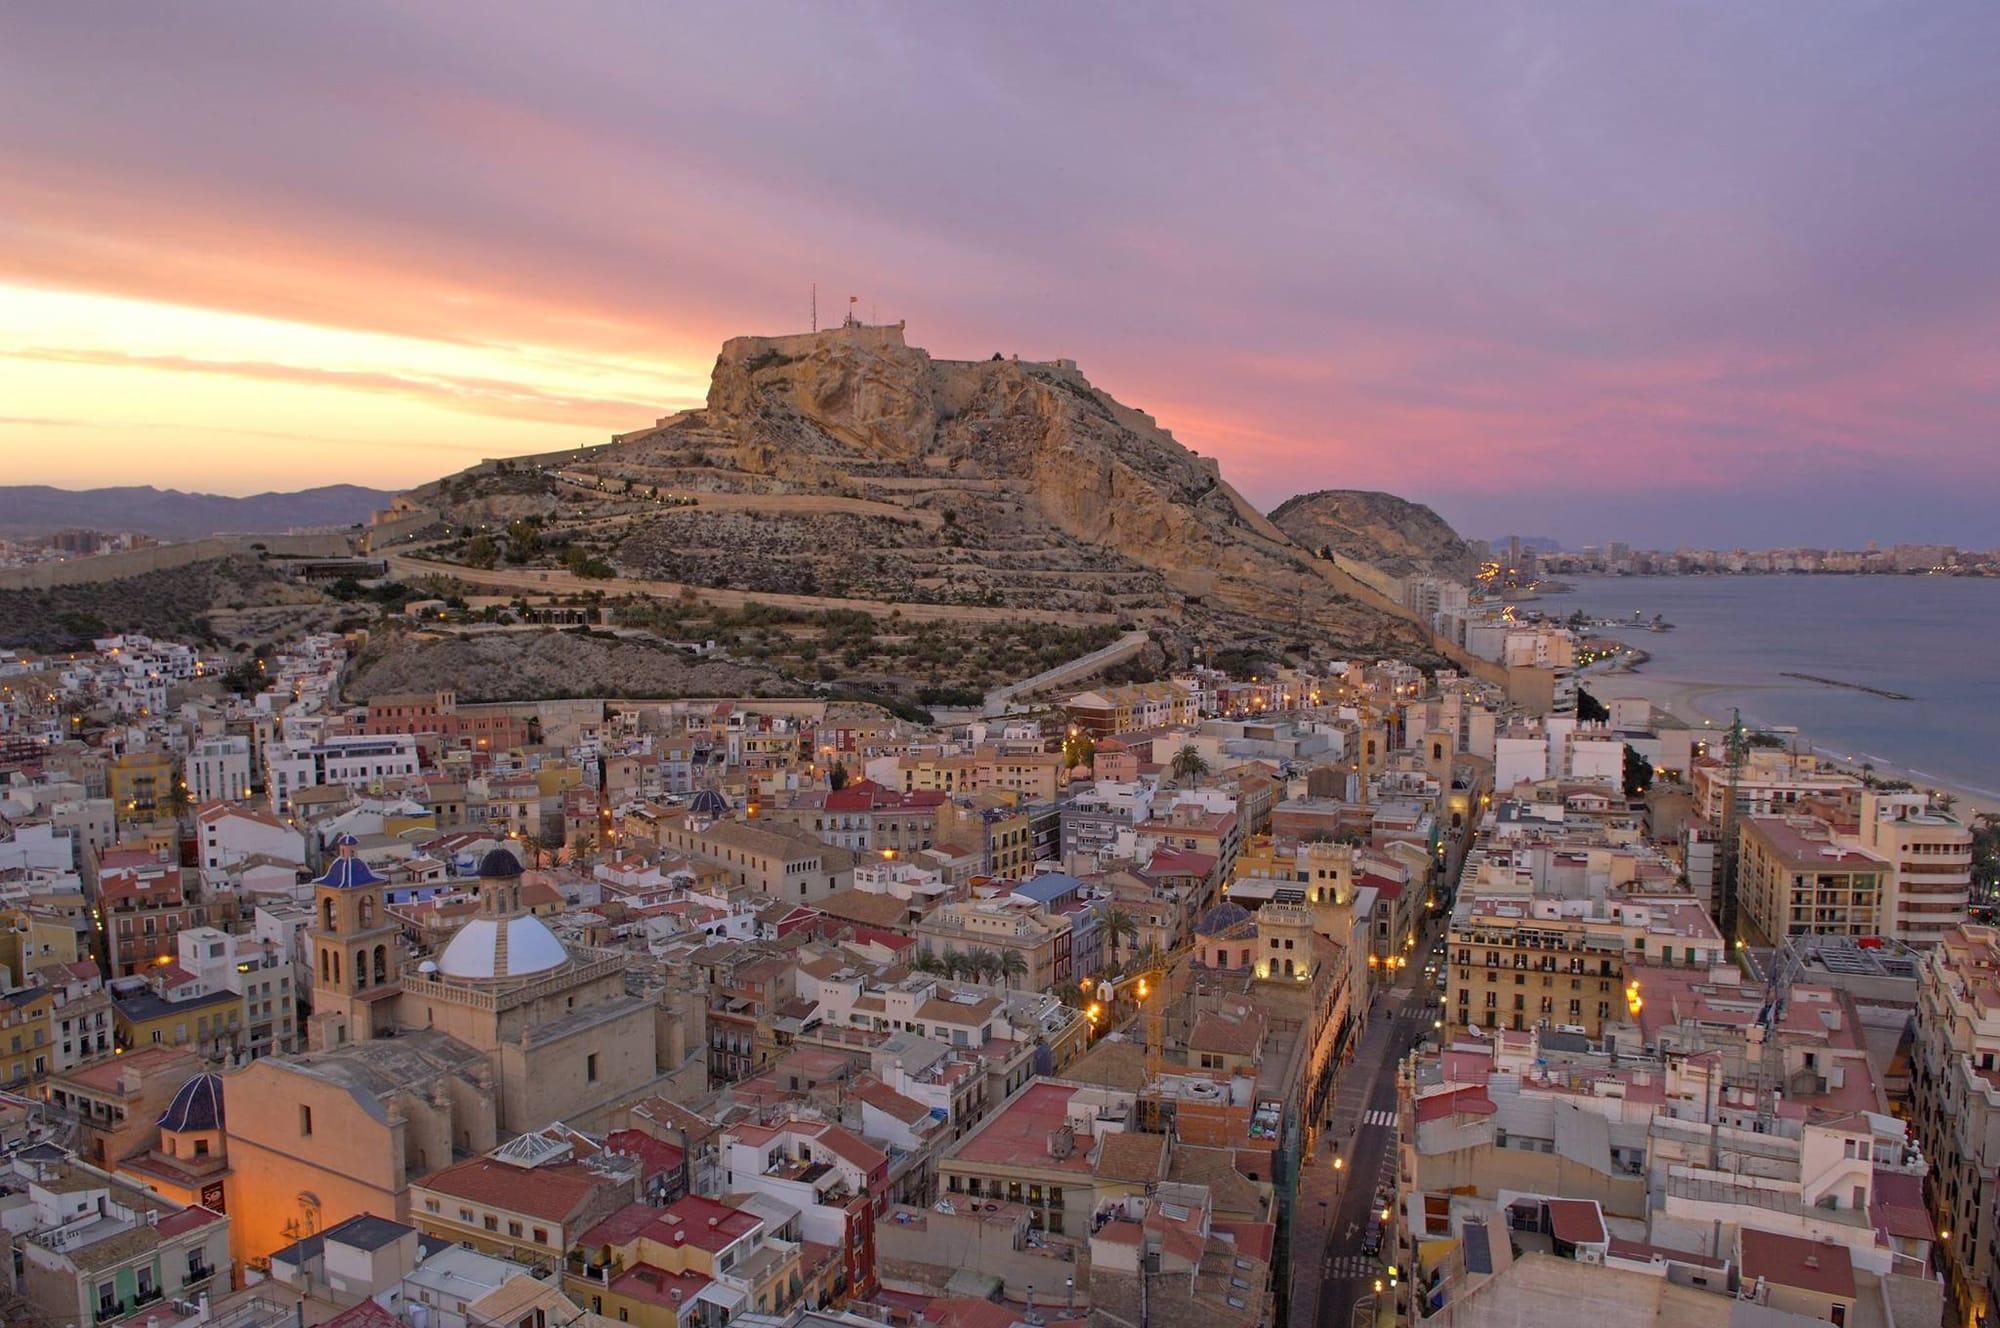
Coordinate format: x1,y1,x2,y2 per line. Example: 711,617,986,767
344,629,798,703
0,556,342,651
1269,490,1477,586
405,323,1486,672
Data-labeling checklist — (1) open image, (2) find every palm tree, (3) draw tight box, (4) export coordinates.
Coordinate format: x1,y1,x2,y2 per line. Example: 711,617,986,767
1171,743,1210,786
1102,906,1140,971
996,949,1029,991
911,951,946,977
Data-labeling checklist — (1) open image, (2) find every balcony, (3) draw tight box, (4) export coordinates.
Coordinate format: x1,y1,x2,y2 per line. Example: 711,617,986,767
96,1303,125,1325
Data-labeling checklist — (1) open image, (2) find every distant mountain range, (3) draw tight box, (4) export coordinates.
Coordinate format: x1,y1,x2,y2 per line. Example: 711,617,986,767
0,485,396,539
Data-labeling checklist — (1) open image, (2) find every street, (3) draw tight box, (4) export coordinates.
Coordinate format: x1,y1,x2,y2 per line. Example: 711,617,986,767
1292,893,1457,1328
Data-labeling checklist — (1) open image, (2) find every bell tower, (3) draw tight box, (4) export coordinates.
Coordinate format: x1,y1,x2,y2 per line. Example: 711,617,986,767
307,834,402,1050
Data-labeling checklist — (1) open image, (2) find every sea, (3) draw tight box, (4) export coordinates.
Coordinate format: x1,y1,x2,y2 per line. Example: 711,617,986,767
1532,574,2000,802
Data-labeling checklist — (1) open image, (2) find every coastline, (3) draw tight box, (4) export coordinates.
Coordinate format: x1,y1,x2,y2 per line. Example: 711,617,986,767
1585,665,2000,820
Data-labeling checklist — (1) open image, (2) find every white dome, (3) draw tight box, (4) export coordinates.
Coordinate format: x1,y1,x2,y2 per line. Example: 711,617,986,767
436,914,570,981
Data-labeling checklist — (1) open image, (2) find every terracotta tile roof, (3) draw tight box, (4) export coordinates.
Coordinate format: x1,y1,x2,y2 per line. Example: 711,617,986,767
1415,1087,1496,1122
324,1302,402,1328
153,1205,222,1238
1739,1227,1856,1300
417,1155,626,1224
1093,1131,1169,1183
581,1195,759,1255
855,1079,933,1126
1543,1198,1606,1246
1188,1012,1263,1057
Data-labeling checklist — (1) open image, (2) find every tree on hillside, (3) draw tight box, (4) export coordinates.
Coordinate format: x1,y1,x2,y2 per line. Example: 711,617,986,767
1576,688,1611,724
828,761,850,792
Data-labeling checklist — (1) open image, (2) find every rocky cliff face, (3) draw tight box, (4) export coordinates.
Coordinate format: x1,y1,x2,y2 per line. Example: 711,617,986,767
429,323,1476,666
1268,490,1476,584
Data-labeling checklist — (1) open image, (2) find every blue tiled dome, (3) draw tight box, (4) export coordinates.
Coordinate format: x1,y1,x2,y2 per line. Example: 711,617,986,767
158,1073,224,1133
687,789,729,818
477,847,524,879
316,841,384,889
1196,902,1253,936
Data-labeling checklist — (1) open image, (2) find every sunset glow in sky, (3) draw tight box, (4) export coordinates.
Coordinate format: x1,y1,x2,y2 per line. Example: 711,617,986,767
5,4,1997,546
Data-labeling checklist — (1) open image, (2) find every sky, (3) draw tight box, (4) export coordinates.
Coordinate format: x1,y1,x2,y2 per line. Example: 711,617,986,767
4,4,1997,550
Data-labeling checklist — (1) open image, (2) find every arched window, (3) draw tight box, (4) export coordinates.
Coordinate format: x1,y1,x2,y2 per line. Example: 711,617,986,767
319,949,330,982
330,951,341,986
321,897,336,932
359,895,375,929
374,945,387,985
1432,741,1444,761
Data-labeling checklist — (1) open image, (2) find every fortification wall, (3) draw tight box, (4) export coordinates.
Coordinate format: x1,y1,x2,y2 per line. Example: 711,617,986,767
0,531,353,590
362,510,436,551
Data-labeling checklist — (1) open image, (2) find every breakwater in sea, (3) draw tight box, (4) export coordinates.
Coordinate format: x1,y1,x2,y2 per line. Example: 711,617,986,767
1778,672,1912,701
1546,574,2000,800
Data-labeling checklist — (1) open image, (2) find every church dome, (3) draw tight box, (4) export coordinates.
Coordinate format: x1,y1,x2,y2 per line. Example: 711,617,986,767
478,847,525,878
435,913,569,981
1196,901,1253,936
158,1073,224,1132
686,789,729,819
317,836,384,889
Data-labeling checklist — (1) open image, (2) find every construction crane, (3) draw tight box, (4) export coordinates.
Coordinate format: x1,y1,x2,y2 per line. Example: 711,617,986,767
1088,937,1200,1083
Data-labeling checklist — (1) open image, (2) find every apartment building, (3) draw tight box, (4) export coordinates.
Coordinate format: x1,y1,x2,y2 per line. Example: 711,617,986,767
1447,893,1726,1037
1851,791,1973,947
1690,750,1861,823
1737,816,1889,946
266,734,420,813
1912,923,2000,1326
411,1128,643,1268
194,801,306,875
568,1194,801,1326
97,857,205,977
716,1119,887,1299
653,817,851,903
107,750,178,819
1063,681,1200,738
913,897,1074,993
6,1153,230,1328
762,781,947,855
184,734,252,804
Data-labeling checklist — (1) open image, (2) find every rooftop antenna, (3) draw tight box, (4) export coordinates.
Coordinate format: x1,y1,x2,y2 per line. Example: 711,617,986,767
811,283,817,333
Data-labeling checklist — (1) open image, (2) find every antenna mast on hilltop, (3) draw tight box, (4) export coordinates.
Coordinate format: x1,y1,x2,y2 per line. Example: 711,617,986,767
811,284,817,333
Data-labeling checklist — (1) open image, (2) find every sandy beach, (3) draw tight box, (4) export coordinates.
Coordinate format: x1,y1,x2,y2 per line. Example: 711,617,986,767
1583,662,2000,820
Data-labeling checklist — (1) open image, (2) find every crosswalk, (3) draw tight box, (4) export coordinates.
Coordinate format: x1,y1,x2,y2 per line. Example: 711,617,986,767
1324,1254,1382,1280
1362,1109,1396,1128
